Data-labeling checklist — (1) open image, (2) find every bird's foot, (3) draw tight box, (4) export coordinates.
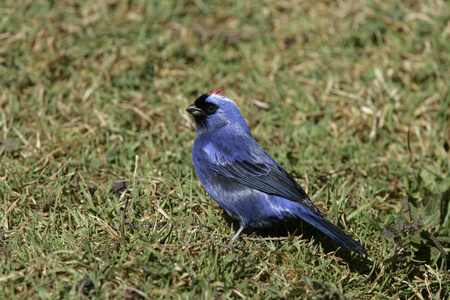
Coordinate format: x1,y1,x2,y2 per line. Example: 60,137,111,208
229,224,245,246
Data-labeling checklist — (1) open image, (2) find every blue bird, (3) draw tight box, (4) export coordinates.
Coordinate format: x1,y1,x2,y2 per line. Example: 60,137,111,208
186,90,367,254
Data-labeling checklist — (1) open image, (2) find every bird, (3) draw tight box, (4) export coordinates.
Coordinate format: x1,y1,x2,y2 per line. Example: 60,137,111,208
186,89,367,255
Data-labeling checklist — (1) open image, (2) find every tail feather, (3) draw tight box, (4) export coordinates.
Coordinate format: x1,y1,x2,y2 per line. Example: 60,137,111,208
297,208,367,255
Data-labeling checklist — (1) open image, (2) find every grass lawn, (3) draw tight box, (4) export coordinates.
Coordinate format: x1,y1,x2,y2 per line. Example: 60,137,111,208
1,0,449,298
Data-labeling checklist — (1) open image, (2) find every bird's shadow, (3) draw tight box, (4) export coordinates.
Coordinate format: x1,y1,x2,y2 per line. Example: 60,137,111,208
223,213,371,274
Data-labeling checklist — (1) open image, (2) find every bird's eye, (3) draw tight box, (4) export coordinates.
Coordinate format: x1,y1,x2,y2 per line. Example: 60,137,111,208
206,104,217,114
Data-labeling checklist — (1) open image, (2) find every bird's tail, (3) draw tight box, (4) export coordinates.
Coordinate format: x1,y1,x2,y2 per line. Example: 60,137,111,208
297,207,367,255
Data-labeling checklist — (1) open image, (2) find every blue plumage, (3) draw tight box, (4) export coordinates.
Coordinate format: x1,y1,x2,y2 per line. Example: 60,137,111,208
186,90,367,254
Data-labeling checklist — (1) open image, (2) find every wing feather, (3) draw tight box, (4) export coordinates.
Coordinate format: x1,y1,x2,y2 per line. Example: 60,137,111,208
213,160,321,215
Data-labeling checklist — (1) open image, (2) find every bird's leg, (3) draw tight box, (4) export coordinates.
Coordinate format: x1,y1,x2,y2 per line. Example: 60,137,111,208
230,224,245,246
282,221,290,236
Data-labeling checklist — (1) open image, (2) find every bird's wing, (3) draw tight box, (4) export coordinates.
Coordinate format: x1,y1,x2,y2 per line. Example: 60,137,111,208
212,160,321,215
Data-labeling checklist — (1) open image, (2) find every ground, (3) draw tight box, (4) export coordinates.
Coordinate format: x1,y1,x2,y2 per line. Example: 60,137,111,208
0,0,449,298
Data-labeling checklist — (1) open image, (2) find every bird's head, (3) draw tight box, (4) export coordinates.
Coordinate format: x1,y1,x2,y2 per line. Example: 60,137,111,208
186,90,250,135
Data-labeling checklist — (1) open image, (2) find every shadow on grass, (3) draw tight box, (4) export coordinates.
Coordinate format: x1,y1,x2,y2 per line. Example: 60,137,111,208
222,213,372,274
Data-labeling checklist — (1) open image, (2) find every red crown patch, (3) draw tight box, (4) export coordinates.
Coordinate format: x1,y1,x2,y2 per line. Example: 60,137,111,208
207,89,224,96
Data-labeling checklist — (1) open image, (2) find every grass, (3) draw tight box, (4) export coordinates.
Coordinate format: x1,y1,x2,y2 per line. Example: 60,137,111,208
1,0,449,298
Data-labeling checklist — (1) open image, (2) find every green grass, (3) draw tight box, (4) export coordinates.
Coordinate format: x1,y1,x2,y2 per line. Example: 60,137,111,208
1,0,449,298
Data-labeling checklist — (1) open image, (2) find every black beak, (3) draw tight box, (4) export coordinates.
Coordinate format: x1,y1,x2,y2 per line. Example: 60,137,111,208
186,104,205,116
